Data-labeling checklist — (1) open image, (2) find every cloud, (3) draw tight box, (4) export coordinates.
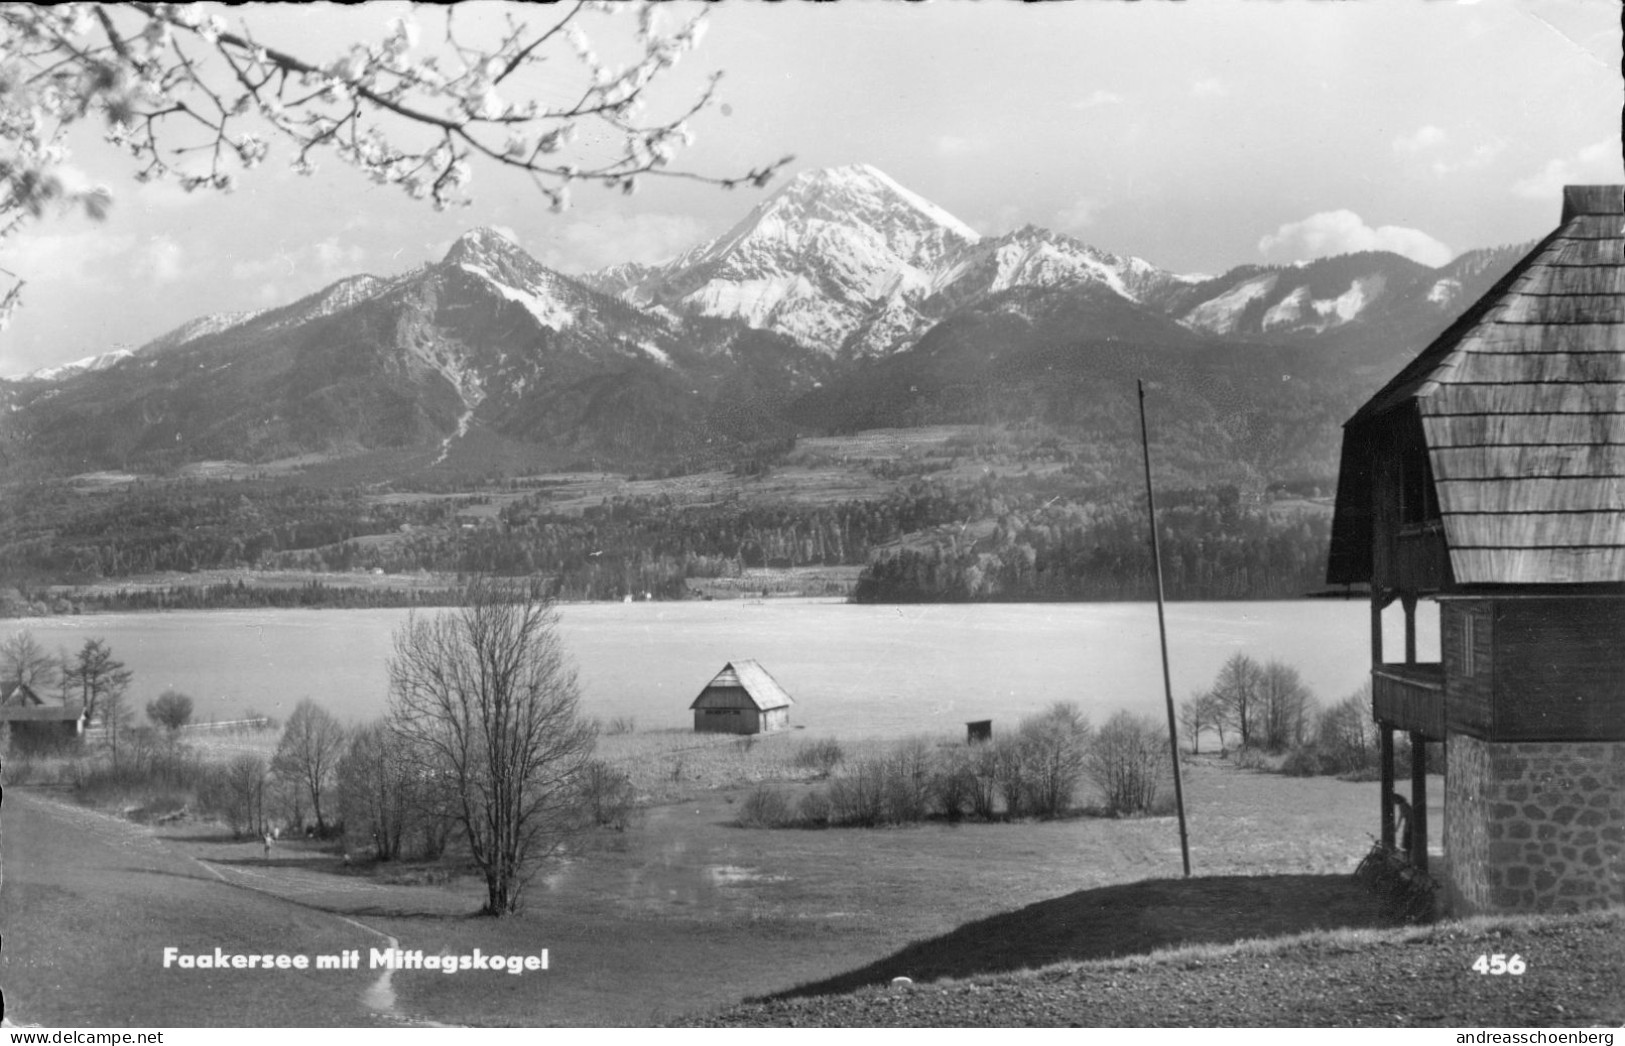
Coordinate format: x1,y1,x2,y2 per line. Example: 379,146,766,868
536,211,709,272
0,229,136,284
127,177,201,212
1055,197,1103,233
1190,77,1228,99
935,135,990,157
1073,89,1124,110
1258,210,1453,267
1513,139,1625,200
142,235,186,284
230,237,367,284
1393,125,1447,154
971,203,1025,237
1429,138,1507,178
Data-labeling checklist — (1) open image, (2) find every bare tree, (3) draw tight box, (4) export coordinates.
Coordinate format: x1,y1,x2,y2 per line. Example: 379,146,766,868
1,630,59,693
272,698,347,833
200,752,269,839
99,682,134,766
1085,711,1171,817
335,719,454,860
1178,691,1211,755
0,4,790,328
388,579,596,916
1018,702,1093,818
1209,652,1264,749
1258,659,1316,751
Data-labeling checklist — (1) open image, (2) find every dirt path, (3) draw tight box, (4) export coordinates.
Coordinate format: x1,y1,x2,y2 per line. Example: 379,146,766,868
0,788,399,1026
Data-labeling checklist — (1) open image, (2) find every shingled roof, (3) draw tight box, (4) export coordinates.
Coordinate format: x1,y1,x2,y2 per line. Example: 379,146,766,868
1331,184,1625,586
689,659,794,711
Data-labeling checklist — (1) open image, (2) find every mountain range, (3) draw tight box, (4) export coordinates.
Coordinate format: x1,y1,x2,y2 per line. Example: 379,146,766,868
0,163,1531,486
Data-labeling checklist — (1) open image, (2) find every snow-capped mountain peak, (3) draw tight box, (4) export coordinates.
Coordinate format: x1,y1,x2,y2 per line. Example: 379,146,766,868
586,164,1203,358
443,226,527,267
20,348,135,383
585,164,984,355
441,226,577,331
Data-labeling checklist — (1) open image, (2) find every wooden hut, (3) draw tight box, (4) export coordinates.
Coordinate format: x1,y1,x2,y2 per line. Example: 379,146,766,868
1327,184,1625,915
0,681,86,751
689,660,794,734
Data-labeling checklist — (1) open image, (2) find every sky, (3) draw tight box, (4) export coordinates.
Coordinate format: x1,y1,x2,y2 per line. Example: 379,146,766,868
1,0,1620,378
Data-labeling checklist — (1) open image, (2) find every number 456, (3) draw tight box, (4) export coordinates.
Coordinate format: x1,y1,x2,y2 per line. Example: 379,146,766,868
1472,953,1527,975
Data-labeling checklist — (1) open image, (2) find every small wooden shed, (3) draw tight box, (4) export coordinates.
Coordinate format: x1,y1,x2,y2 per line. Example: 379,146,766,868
689,660,794,734
0,681,86,751
1327,184,1625,915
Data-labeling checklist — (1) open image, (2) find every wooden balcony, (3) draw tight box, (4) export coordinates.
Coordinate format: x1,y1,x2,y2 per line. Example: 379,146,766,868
1372,662,1446,739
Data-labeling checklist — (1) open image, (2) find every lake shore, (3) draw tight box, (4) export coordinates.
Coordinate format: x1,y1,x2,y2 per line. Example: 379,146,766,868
0,598,1436,739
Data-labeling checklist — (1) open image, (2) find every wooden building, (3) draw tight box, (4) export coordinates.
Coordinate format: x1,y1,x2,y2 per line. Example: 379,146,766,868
0,681,86,751
1327,184,1625,914
689,660,794,734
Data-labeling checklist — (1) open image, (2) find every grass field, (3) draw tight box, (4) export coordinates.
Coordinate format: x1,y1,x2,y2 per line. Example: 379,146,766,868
3,725,1472,1028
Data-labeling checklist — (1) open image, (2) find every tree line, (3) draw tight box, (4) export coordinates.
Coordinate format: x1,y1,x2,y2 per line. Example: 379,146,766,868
1177,652,1399,778
853,486,1331,602
3,470,1332,610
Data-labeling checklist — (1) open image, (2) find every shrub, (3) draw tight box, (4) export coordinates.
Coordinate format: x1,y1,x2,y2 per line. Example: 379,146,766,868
991,735,1032,819
604,715,636,736
930,747,976,821
1315,686,1378,774
1231,746,1274,772
146,689,195,733
736,784,793,828
796,788,832,827
881,736,935,823
828,757,887,826
198,753,269,839
1085,711,1171,816
1279,743,1328,777
965,742,1000,820
2,748,35,785
791,737,844,778
242,708,279,732
73,739,207,811
579,759,637,830
1353,841,1438,923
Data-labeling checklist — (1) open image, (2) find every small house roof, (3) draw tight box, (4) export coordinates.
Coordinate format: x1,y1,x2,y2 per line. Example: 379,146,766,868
1329,184,1625,586
0,681,44,707
689,659,794,711
0,682,83,721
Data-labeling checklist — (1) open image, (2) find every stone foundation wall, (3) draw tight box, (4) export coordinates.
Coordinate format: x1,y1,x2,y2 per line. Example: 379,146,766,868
1445,735,1625,915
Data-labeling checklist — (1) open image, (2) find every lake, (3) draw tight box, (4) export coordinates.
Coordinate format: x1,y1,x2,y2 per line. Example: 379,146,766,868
12,599,1439,739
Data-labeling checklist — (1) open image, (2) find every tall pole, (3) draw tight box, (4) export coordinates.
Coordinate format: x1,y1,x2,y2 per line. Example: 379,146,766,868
1138,379,1192,878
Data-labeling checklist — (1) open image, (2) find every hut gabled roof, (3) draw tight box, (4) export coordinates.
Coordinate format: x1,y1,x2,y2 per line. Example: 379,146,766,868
1330,184,1625,586
0,681,44,707
689,659,794,711
0,682,83,722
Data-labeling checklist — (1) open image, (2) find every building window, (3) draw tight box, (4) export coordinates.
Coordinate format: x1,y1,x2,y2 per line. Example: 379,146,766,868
1400,450,1441,527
